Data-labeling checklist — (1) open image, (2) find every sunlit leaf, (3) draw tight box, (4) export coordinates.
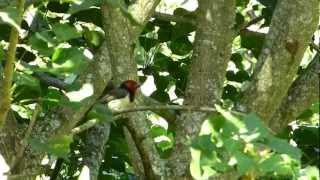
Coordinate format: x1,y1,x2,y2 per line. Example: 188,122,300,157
234,151,255,175
0,7,21,31
51,47,89,74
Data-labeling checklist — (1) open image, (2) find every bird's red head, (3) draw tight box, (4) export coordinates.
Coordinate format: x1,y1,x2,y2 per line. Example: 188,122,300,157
120,80,140,102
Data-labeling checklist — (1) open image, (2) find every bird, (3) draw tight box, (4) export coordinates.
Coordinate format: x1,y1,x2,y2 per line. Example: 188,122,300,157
98,80,140,110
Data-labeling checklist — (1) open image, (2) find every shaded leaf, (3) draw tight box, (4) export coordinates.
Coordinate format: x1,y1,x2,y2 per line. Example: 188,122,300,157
52,23,81,42
87,103,113,122
30,135,73,159
235,151,256,175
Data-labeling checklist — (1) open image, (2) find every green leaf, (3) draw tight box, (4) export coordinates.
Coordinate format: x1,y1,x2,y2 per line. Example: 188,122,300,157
139,37,158,51
293,125,319,147
29,135,73,159
157,139,172,151
258,154,298,176
153,53,171,72
68,0,101,14
222,84,240,102
155,20,173,42
11,104,33,119
266,137,301,160
236,0,249,7
42,88,63,111
240,31,265,57
297,109,313,120
215,105,246,136
224,138,244,154
310,102,319,113
241,112,270,141
298,166,320,180
0,46,5,60
169,37,193,55
52,23,81,42
234,152,255,175
51,47,89,74
13,72,40,91
234,12,245,30
0,7,21,31
172,22,196,40
28,31,56,57
208,114,226,132
191,135,216,153
87,103,113,122
83,29,104,47
61,99,83,111
230,53,244,70
151,125,167,138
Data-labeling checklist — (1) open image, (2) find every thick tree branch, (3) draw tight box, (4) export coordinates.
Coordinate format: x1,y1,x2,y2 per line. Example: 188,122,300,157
0,0,26,128
80,121,111,180
168,0,236,178
238,0,319,123
129,0,161,39
78,1,163,179
269,54,320,132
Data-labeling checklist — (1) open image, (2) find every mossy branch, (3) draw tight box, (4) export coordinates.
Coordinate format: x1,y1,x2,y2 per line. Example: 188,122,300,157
0,0,26,128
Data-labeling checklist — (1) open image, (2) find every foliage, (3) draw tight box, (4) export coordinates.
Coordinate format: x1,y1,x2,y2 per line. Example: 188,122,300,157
190,106,307,179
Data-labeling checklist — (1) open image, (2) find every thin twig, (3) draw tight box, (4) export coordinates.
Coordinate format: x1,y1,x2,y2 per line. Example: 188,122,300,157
113,105,217,115
10,102,41,171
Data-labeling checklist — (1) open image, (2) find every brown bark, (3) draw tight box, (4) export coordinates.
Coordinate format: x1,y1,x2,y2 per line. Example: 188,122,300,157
167,0,236,178
79,1,163,179
269,54,320,132
238,0,319,124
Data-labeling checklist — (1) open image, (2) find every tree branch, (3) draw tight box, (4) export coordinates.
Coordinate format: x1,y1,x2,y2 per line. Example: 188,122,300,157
101,1,164,179
129,0,161,39
238,0,319,123
33,72,69,90
167,0,236,177
71,105,217,135
80,121,111,179
153,12,196,26
114,105,216,115
0,0,26,128
269,54,320,132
